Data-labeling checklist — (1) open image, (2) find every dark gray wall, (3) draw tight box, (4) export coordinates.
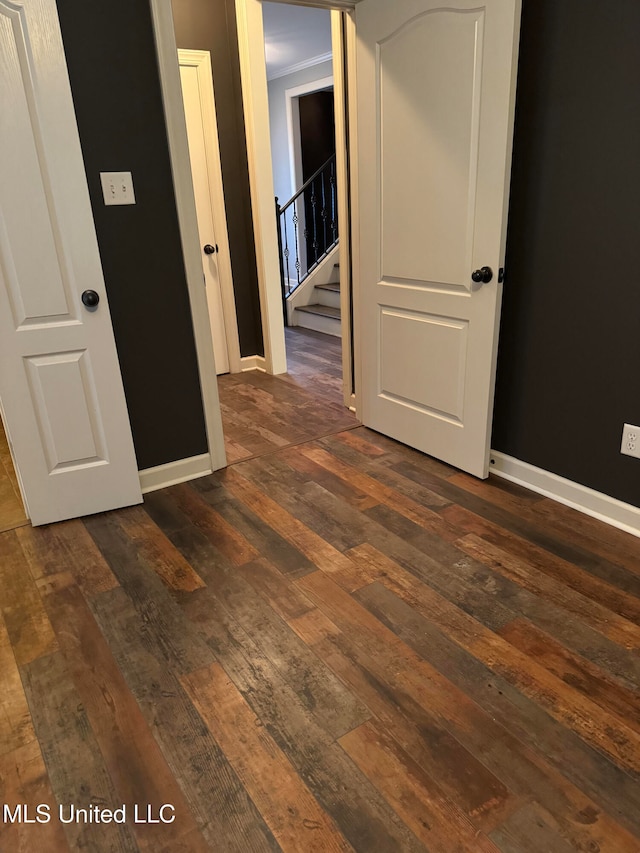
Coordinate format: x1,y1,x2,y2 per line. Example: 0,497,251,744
493,0,640,508
172,0,264,357
56,0,208,470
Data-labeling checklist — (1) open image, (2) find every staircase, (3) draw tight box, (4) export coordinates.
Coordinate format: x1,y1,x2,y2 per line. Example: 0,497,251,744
294,265,341,337
276,154,339,334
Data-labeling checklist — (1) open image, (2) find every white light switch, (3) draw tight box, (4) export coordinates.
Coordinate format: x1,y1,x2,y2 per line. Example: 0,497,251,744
100,171,136,206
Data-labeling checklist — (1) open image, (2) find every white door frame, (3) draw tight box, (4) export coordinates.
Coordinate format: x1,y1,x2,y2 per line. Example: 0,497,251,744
337,8,361,412
149,0,227,471
285,75,334,202
178,48,242,375
149,0,359,470
284,74,334,286
233,0,288,375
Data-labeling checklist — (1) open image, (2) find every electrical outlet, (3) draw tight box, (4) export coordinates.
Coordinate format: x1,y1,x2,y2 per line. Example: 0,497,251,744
620,423,640,459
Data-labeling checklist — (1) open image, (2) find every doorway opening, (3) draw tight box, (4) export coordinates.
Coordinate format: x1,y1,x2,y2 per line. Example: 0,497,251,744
220,0,356,463
170,0,357,465
0,407,29,533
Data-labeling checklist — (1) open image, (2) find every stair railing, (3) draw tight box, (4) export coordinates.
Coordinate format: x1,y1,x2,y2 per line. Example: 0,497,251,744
276,154,338,325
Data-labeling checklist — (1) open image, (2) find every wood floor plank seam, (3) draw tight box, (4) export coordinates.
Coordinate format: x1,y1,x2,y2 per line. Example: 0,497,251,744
222,422,361,469
343,549,640,777
290,606,640,852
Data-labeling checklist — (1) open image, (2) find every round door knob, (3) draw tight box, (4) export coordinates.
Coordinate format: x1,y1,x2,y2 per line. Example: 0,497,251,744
81,290,100,308
471,266,493,284
203,244,217,255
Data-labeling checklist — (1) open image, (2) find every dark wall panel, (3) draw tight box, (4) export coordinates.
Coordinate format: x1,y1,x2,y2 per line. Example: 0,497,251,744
493,0,640,507
172,0,264,357
56,0,208,470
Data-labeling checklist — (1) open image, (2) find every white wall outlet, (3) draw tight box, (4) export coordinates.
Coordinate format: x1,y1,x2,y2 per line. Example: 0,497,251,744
620,423,640,459
100,171,136,206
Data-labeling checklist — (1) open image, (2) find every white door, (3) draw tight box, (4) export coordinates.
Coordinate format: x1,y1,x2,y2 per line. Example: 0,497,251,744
0,0,142,525
179,50,234,376
356,0,522,478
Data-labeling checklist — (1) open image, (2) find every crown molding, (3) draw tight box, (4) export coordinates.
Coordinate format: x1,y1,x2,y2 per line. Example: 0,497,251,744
267,51,333,81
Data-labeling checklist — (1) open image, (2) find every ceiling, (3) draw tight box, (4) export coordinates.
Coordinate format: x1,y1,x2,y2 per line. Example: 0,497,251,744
262,2,333,80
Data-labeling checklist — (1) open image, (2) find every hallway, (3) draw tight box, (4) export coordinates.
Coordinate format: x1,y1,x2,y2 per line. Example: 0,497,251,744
218,327,356,463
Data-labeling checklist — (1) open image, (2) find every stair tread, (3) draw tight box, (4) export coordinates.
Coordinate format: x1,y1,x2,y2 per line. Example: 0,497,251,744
295,304,341,319
315,282,340,292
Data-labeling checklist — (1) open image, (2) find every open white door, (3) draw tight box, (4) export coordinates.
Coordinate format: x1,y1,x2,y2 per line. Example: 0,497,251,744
356,0,522,477
0,0,142,525
179,49,241,376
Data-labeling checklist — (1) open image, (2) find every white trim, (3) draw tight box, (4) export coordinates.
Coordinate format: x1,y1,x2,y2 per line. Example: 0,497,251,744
139,454,212,494
259,0,358,8
490,451,640,539
178,49,242,374
332,9,355,409
149,0,227,470
283,72,334,279
235,0,287,375
285,74,334,231
269,52,333,81
240,355,268,372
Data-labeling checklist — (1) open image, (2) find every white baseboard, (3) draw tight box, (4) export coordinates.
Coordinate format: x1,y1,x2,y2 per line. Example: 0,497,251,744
490,451,640,539
139,453,212,494
240,355,267,373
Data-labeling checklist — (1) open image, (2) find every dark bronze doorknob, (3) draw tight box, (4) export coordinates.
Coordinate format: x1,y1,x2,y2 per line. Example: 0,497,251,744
203,244,218,255
471,266,493,284
81,290,100,308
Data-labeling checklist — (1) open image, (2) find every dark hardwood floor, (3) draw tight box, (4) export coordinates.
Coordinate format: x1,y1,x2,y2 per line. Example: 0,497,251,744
2,332,640,851
218,327,356,463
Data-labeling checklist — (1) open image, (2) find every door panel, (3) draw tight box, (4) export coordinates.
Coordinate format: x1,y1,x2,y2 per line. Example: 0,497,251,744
1,10,74,324
357,0,521,477
380,10,482,287
24,351,107,471
0,0,142,524
179,55,230,376
380,308,468,422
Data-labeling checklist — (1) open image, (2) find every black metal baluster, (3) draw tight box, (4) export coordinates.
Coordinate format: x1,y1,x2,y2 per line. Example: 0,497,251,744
283,207,291,296
330,159,337,244
321,171,327,256
275,198,288,326
311,179,319,265
274,155,338,298
292,200,301,287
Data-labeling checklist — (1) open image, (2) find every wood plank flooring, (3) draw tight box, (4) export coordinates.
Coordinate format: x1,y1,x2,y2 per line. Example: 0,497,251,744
0,416,28,533
1,421,640,851
218,327,356,463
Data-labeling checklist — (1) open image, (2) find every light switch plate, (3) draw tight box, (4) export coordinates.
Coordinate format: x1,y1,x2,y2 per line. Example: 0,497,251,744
100,171,136,206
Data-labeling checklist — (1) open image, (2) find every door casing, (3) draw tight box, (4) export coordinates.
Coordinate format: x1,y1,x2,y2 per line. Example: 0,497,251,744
150,0,356,429
149,0,227,472
284,74,335,280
